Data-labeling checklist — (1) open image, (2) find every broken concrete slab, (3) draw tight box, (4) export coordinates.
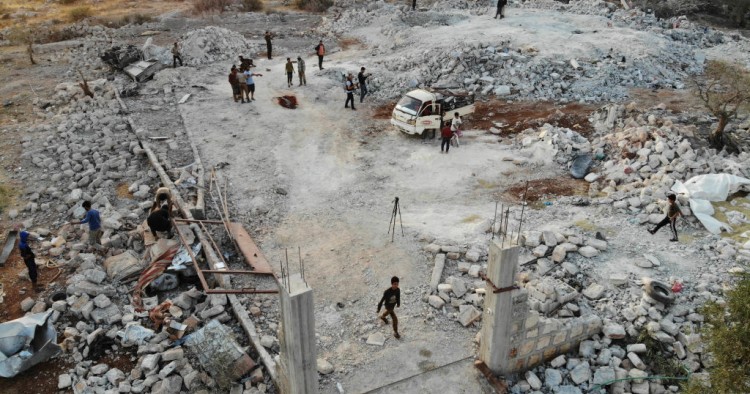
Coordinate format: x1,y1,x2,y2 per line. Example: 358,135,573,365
366,332,386,346
184,320,255,386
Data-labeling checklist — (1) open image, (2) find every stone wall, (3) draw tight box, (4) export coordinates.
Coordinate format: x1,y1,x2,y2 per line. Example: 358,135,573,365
503,290,602,373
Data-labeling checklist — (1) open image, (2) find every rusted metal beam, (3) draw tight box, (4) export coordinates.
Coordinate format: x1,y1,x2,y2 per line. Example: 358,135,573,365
206,289,279,294
230,222,276,276
173,219,224,225
474,360,508,393
201,269,275,275
173,219,211,293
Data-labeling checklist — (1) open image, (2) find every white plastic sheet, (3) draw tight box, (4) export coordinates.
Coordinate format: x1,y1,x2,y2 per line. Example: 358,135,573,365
672,174,750,234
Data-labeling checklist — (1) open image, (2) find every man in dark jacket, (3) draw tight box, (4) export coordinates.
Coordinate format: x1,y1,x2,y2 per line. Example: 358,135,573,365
377,276,401,339
494,0,507,19
147,205,172,238
265,31,274,60
649,194,681,242
358,67,370,103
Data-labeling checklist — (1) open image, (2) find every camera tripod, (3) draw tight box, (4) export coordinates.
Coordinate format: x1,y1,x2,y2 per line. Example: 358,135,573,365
387,197,404,242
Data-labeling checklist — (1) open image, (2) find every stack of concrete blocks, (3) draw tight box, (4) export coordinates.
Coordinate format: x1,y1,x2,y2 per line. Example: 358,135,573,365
479,241,602,375
507,292,602,372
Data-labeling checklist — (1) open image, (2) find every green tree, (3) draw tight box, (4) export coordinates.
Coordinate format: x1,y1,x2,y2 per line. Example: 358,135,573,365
683,273,750,393
693,60,750,153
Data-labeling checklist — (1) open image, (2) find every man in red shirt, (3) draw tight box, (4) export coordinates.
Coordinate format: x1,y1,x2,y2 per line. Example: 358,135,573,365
441,120,453,153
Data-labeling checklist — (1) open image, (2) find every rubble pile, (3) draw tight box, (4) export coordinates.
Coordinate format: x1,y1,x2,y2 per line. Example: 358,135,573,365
179,26,256,66
7,47,276,391
318,0,750,103
500,228,727,393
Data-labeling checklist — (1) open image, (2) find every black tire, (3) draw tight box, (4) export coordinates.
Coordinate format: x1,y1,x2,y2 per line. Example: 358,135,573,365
49,291,67,305
645,280,675,305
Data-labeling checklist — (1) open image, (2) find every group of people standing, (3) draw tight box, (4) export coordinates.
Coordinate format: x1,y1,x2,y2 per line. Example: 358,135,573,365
343,67,372,110
229,58,263,103
228,35,328,102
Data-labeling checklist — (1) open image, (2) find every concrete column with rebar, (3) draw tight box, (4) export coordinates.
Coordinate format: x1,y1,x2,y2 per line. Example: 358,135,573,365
278,273,317,394
479,242,519,374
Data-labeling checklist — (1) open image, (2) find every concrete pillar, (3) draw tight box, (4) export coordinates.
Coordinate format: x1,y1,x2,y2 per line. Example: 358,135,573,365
277,273,317,394
478,241,519,374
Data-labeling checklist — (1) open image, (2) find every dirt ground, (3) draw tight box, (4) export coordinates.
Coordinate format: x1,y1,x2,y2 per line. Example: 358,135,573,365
0,1,748,393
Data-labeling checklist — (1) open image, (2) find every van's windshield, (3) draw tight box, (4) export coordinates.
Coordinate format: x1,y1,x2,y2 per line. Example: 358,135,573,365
395,95,422,116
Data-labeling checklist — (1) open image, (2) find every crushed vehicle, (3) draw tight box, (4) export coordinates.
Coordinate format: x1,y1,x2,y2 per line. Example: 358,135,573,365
101,45,162,83
391,88,475,137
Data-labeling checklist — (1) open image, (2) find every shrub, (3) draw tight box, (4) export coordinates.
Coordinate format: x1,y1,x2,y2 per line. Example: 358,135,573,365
692,60,750,153
192,0,232,14
68,6,93,22
683,273,750,393
242,0,264,11
295,0,333,12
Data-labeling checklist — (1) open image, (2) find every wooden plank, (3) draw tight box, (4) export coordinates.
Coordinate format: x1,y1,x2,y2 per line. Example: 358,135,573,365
230,222,275,275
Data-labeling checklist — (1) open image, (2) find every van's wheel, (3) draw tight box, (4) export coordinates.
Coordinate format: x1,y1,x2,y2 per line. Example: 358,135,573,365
644,279,675,305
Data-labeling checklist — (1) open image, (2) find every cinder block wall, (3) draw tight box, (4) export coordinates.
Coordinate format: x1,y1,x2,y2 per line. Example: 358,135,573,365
502,290,602,372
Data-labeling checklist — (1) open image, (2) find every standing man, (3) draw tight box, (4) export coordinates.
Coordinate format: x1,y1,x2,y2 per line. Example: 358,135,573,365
17,227,39,289
450,112,462,147
297,56,307,86
494,0,507,19
377,276,401,339
344,74,357,110
244,69,264,101
70,201,102,250
441,120,453,153
649,194,681,242
229,66,241,103
358,67,371,103
238,65,250,103
265,31,274,60
285,58,294,88
172,42,183,68
315,40,326,70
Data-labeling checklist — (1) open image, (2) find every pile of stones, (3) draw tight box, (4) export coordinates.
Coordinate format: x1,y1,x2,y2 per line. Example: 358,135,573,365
180,26,257,66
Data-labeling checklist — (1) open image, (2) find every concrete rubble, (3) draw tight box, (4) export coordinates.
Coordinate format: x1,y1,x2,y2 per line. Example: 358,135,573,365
1,0,749,392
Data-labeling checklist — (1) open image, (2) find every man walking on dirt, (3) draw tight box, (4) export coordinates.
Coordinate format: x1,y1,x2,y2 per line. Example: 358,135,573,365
17,227,39,289
69,201,103,250
172,42,183,68
358,67,371,103
494,0,507,19
265,31,274,60
344,73,357,110
297,56,307,86
229,66,241,103
649,193,681,242
285,58,295,88
315,40,326,69
377,276,401,339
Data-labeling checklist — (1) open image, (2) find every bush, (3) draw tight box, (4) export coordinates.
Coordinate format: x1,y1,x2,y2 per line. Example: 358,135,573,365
119,13,155,26
68,6,93,22
58,0,80,4
295,0,333,12
192,0,232,14
683,273,750,393
242,0,264,11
